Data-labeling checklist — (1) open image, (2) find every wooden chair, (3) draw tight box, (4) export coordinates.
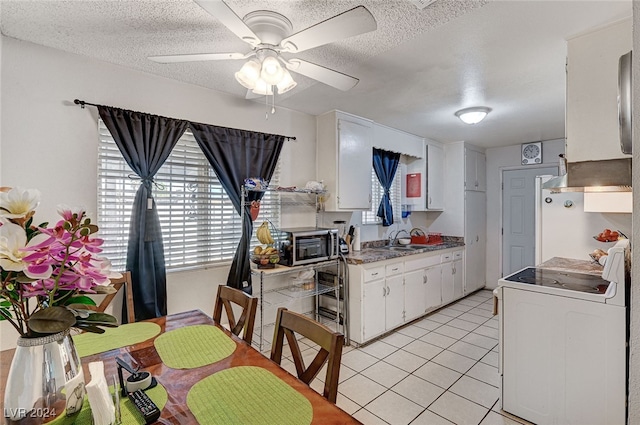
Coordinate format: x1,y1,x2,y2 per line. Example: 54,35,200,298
96,271,136,323
270,307,344,403
213,285,258,345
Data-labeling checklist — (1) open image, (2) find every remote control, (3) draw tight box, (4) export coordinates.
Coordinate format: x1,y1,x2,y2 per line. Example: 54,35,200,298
127,389,161,424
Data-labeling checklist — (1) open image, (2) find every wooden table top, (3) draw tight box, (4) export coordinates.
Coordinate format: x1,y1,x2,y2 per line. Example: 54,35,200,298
0,310,360,424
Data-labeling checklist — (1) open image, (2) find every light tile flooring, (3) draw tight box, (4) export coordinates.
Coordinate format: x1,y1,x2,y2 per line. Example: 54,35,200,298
273,289,533,425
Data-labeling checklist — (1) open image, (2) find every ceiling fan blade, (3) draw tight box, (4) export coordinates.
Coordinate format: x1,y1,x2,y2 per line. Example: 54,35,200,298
195,0,261,47
279,6,377,53
285,59,359,91
148,52,248,63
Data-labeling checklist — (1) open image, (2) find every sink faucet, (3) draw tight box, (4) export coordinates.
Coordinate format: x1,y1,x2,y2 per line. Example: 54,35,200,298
390,229,410,246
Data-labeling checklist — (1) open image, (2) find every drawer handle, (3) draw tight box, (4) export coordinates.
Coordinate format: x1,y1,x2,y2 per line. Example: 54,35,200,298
391,267,399,272
371,272,379,276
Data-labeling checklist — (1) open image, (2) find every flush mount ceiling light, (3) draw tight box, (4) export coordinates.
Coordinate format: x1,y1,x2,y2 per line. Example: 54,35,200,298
455,106,492,125
148,2,377,116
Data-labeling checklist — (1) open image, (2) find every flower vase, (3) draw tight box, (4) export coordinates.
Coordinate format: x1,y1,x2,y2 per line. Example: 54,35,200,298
3,329,85,424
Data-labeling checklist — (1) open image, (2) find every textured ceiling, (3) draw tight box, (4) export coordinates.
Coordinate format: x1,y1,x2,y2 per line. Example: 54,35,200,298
0,0,633,148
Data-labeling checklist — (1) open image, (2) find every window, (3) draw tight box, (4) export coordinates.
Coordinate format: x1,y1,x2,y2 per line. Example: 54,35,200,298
362,167,402,225
97,120,280,270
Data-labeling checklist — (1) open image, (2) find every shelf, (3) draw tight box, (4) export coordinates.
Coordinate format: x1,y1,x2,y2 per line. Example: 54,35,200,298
244,187,327,195
263,283,338,307
251,260,340,276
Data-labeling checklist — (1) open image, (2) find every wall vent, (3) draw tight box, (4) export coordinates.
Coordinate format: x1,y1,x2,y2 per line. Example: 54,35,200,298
409,0,437,9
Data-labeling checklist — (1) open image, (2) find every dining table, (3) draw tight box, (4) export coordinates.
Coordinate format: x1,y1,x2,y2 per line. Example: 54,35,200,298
0,310,360,424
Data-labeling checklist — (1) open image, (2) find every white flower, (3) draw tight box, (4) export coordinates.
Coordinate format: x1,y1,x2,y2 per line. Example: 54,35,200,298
0,187,41,220
0,221,52,278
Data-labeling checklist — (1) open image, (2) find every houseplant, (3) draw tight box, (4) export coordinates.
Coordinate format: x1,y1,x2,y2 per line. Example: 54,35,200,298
0,187,119,424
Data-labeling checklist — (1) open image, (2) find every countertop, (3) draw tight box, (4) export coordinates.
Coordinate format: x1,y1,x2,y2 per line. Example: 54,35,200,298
537,257,604,277
344,241,465,265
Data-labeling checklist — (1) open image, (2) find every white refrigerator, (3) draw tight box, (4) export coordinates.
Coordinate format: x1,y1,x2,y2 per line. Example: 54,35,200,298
535,176,631,263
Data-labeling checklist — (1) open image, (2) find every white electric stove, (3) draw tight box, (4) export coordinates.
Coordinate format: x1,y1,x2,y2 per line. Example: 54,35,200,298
494,239,629,425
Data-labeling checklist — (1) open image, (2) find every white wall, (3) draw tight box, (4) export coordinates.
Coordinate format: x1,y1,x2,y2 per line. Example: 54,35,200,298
0,37,317,348
484,139,565,288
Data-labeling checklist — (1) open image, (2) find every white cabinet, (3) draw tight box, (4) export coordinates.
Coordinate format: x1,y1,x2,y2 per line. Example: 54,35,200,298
465,149,486,192
349,249,463,345
464,191,486,293
426,143,444,210
566,19,631,162
373,123,424,158
441,250,464,304
317,110,373,211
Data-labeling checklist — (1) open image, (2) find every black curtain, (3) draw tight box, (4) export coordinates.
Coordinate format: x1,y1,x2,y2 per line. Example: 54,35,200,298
98,106,188,321
373,148,401,227
189,122,284,294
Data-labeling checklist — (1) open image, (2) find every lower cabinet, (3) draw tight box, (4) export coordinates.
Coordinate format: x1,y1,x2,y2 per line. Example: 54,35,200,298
349,248,465,345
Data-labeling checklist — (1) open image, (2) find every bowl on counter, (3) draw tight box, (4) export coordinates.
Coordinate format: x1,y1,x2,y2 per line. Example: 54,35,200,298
398,238,412,245
251,253,280,269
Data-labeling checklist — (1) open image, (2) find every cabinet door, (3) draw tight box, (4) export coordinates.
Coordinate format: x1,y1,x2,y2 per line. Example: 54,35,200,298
425,265,442,311
337,119,372,210
427,144,444,210
363,279,386,340
441,262,454,304
453,259,464,300
385,275,405,330
476,152,487,192
464,149,477,191
404,269,426,321
465,191,486,293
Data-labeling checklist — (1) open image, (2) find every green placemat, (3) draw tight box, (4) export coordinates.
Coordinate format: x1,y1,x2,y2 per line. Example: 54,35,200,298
74,322,162,357
48,384,168,425
154,324,236,369
187,366,313,425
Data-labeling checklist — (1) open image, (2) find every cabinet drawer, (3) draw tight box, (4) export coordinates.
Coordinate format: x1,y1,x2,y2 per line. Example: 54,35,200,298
385,263,404,276
363,266,385,282
441,252,453,262
405,254,440,272
454,251,463,260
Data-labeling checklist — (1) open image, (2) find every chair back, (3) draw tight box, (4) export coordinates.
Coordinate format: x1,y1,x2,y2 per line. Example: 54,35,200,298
213,285,258,345
97,271,135,323
270,307,344,403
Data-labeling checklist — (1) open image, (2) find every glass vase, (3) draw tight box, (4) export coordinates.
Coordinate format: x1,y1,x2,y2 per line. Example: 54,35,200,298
4,329,85,424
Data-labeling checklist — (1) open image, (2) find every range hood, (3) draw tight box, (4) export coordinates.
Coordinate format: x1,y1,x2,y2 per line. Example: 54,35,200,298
541,158,632,193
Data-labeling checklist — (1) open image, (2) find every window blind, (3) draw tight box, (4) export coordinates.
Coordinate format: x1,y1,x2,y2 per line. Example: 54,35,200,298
97,120,280,271
363,167,401,225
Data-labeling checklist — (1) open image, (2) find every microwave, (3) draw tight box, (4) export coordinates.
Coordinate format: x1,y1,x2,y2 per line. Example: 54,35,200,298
275,227,340,266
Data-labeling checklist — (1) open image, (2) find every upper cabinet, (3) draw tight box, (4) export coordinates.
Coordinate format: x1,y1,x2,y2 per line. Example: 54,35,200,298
426,143,445,210
464,148,486,192
373,123,424,158
403,140,445,211
317,110,373,211
566,18,632,162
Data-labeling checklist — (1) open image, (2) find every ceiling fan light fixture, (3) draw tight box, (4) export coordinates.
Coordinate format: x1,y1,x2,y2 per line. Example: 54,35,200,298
260,56,285,85
455,106,492,125
252,78,274,96
276,69,297,94
235,59,261,89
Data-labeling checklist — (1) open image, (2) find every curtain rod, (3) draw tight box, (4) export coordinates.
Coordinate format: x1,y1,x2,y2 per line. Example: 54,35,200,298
73,99,297,141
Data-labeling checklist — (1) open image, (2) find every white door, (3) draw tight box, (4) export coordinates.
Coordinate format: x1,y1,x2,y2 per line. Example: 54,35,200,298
337,119,372,210
502,167,557,276
385,275,405,330
404,269,426,321
427,144,444,210
363,279,386,340
425,265,442,310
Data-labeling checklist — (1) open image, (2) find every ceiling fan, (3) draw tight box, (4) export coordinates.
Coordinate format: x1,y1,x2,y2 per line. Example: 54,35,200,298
148,0,377,96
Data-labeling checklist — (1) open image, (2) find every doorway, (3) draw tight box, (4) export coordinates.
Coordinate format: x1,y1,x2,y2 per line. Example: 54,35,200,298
502,166,557,277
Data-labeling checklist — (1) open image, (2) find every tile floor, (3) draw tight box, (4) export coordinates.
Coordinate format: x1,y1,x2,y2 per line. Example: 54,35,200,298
274,289,534,425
